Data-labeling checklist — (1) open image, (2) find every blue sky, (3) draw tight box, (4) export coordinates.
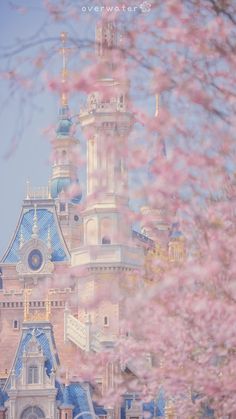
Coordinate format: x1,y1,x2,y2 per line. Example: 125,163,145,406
0,1,92,255
0,1,155,256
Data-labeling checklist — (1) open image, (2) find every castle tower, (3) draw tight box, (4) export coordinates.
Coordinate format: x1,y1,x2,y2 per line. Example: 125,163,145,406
70,21,144,348
51,33,81,201
50,32,82,249
77,20,134,248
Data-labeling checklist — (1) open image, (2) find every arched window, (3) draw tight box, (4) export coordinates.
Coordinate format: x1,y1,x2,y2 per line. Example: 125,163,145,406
20,406,45,419
62,150,67,164
13,320,19,329
102,236,111,244
28,365,39,384
100,218,112,244
104,316,109,326
60,202,66,212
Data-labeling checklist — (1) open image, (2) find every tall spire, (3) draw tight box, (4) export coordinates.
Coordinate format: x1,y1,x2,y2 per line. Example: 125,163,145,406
19,226,24,249
155,94,159,117
60,31,69,107
96,20,118,57
95,20,118,74
32,204,39,238
50,32,82,205
56,31,72,137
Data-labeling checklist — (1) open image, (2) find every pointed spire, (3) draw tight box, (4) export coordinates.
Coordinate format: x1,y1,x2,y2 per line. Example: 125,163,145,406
155,94,159,117
26,178,30,199
96,20,118,60
11,368,16,389
65,368,70,386
60,31,69,108
47,225,52,250
56,32,73,137
19,226,24,249
32,204,39,238
48,179,52,199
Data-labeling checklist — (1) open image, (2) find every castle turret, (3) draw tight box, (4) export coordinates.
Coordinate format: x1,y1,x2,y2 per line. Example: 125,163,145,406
78,20,134,248
50,32,82,206
50,32,83,249
70,20,143,351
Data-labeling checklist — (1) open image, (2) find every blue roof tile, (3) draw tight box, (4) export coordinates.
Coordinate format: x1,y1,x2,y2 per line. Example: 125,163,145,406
68,383,93,419
0,388,8,407
132,230,155,248
6,325,60,392
3,208,69,263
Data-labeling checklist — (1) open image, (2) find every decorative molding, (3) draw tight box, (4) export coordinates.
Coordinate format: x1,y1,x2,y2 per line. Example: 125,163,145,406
16,238,54,282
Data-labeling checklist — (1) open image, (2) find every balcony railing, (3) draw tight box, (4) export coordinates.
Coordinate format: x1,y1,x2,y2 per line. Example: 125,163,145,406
25,181,52,200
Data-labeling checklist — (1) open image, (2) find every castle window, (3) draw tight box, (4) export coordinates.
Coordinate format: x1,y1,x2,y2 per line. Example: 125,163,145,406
0,268,3,289
28,364,39,384
13,320,19,330
104,316,109,326
20,406,45,419
102,236,111,245
100,218,112,245
60,202,66,212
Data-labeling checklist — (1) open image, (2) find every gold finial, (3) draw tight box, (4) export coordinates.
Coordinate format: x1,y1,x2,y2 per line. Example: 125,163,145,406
24,288,32,321
155,94,159,117
45,292,51,320
23,289,51,322
165,400,175,419
60,31,69,107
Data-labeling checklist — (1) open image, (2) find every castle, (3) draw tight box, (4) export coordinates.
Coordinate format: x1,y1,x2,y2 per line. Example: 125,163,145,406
0,21,184,419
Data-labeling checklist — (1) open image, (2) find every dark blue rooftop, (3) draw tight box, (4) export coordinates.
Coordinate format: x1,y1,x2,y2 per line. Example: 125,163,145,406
132,230,155,248
2,208,69,263
0,387,8,407
122,388,166,419
6,325,60,387
169,222,183,240
56,105,73,137
51,178,82,204
57,382,95,419
3,322,96,419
